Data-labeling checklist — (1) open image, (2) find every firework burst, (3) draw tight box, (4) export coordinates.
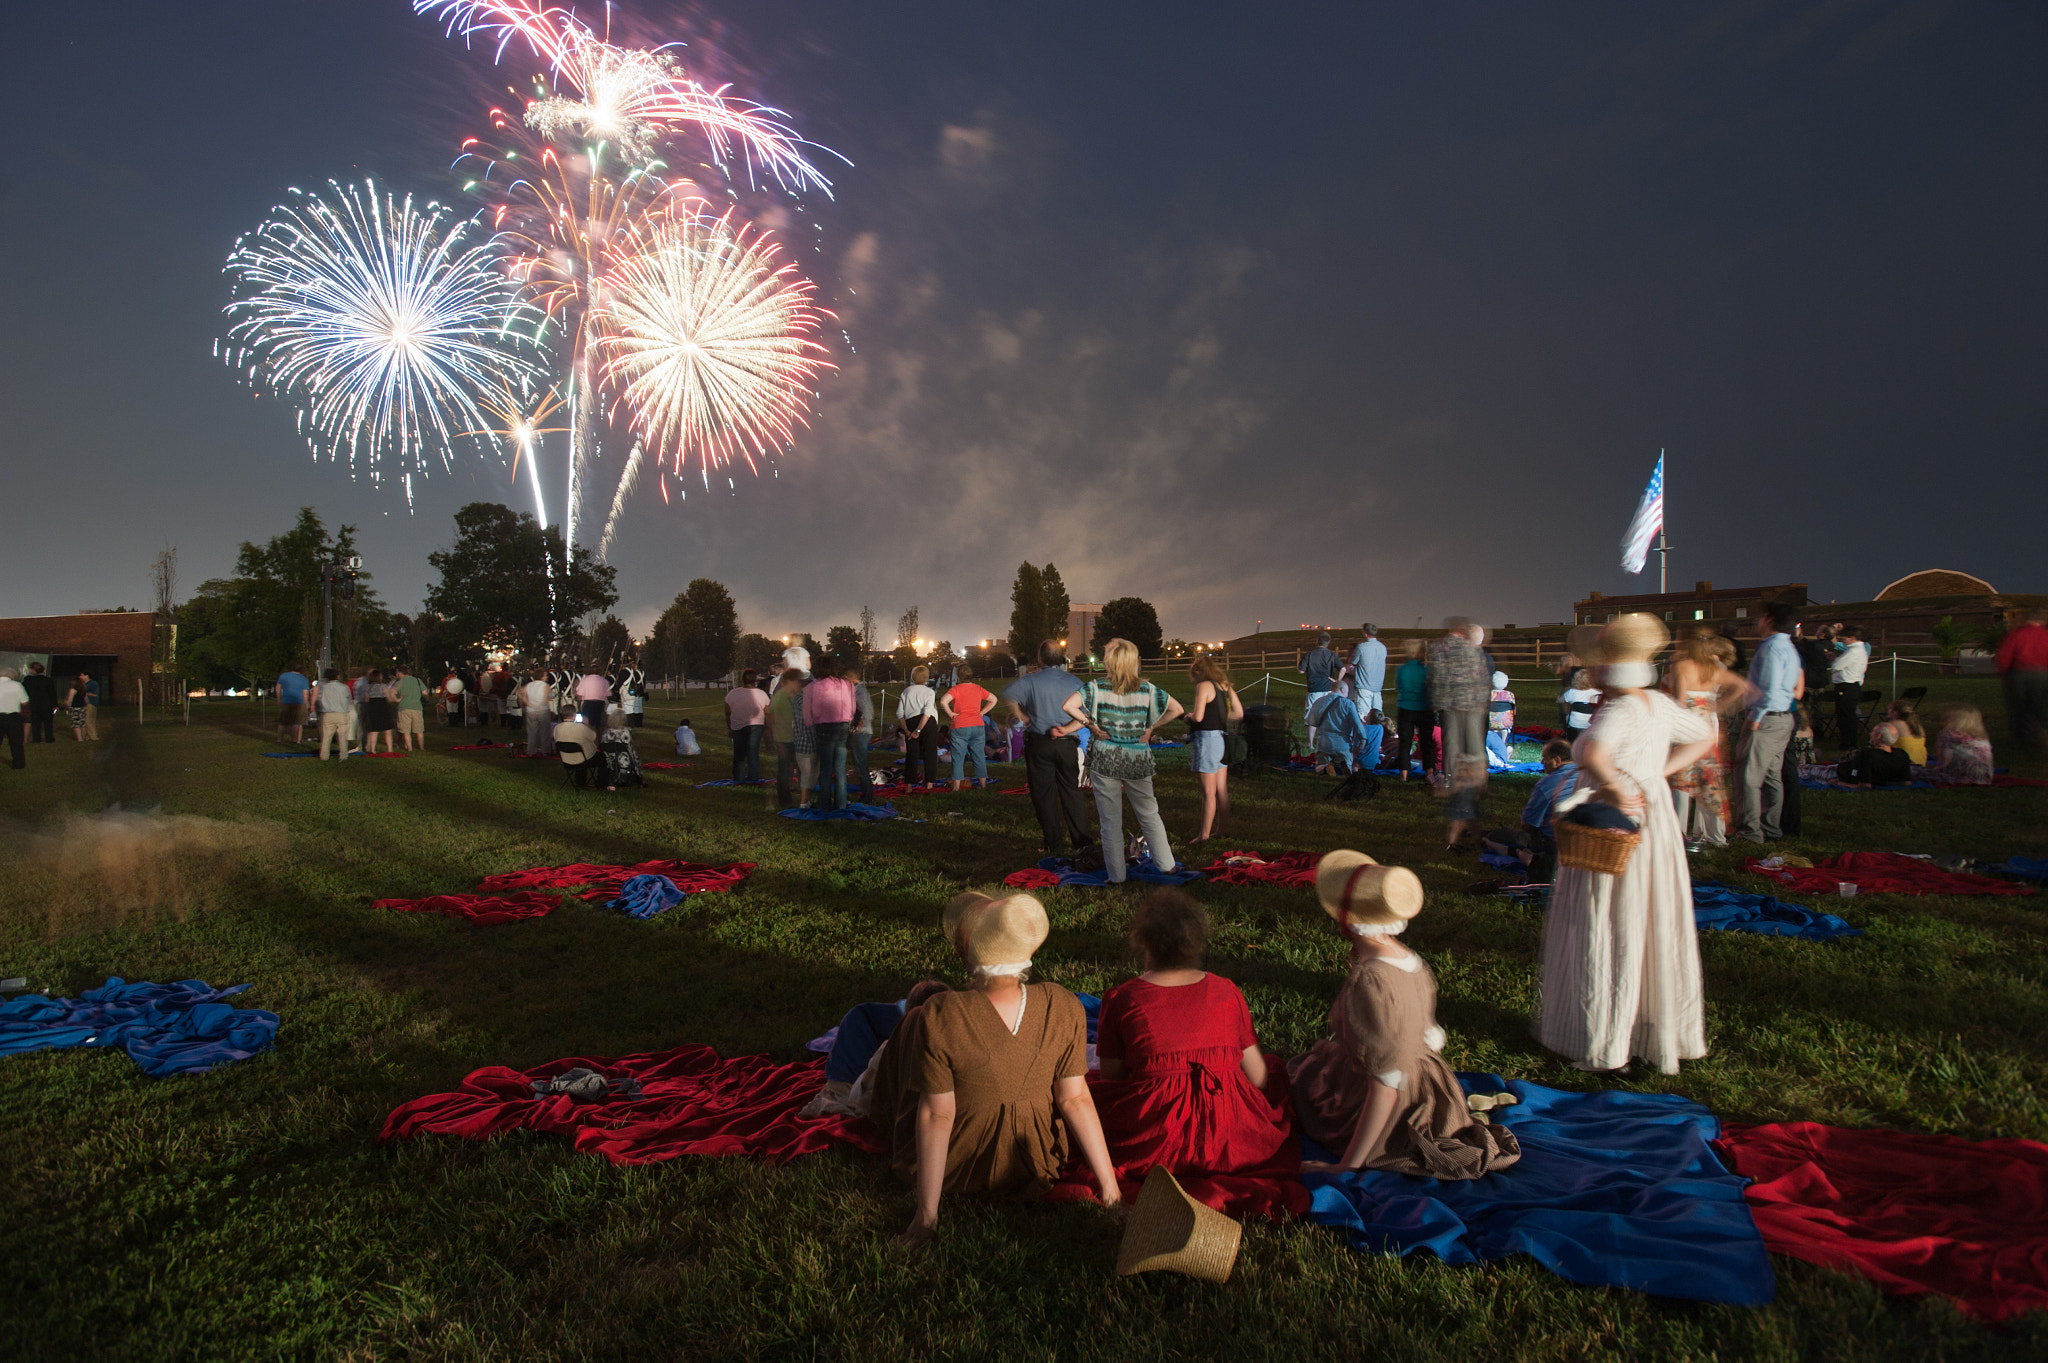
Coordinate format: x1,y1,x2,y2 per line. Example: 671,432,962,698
598,207,831,479
220,179,542,502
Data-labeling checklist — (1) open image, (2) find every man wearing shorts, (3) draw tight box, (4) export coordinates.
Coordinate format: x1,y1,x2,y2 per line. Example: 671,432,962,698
276,666,311,745
394,665,426,751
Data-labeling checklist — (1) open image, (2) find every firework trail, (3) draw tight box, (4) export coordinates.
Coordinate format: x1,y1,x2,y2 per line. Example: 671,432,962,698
597,439,646,561
598,207,831,478
220,179,541,504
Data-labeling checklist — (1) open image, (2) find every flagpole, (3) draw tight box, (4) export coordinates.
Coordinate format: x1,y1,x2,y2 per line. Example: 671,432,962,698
1656,448,1667,593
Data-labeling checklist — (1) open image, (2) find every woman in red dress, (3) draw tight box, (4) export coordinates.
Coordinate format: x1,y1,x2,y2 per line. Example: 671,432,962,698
1056,888,1307,1217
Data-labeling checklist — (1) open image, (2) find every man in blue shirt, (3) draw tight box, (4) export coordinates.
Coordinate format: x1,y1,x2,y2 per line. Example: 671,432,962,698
1002,640,1093,856
1520,740,1579,837
276,665,311,745
1734,602,1801,843
1348,623,1388,720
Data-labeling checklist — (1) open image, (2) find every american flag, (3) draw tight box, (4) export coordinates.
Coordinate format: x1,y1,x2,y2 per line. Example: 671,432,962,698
1620,451,1664,574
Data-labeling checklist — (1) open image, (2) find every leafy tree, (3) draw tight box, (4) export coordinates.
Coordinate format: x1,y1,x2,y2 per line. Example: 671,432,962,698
587,615,633,669
1007,563,1045,660
176,579,258,690
422,503,618,664
1091,597,1163,661
825,624,863,668
858,606,877,657
735,633,781,676
176,507,394,683
1040,564,1070,648
890,644,920,678
896,606,920,649
678,580,740,679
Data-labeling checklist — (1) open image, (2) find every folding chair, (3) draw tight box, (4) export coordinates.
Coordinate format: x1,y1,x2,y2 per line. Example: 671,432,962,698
1900,686,1928,705
555,722,598,789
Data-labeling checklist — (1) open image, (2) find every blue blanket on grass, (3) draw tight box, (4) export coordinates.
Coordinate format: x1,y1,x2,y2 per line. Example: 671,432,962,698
1995,856,2048,882
696,778,772,788
1303,1073,1774,1305
0,979,279,1077
607,874,687,919
779,801,899,822
1024,854,1202,888
1692,880,1861,940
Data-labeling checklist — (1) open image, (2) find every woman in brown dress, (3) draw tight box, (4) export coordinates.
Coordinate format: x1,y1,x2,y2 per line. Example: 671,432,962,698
873,891,1123,1247
1290,851,1521,1179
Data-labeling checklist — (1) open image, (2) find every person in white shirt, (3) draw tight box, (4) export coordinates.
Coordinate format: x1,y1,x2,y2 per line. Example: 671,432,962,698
315,669,354,760
521,674,553,757
896,666,941,786
0,668,29,769
1348,623,1389,721
1828,625,1871,751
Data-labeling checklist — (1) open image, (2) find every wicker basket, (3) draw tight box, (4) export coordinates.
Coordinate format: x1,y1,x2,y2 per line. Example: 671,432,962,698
1556,820,1640,876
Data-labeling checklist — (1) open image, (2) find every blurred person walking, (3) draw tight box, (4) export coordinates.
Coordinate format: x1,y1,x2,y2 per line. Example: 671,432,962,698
1060,639,1183,884
1391,638,1434,780
1663,629,1750,851
0,668,28,769
849,663,876,804
394,665,426,751
521,672,553,757
1186,656,1243,843
65,673,96,742
1428,620,1490,848
574,667,611,729
767,668,807,808
805,657,858,811
1004,641,1094,856
1998,607,2048,750
724,668,768,782
23,662,57,744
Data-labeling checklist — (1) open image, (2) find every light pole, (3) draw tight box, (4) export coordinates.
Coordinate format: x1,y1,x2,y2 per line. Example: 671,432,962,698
318,556,362,675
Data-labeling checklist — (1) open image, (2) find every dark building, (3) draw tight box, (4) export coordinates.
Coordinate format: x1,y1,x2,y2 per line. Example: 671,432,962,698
1572,582,1809,629
0,611,158,707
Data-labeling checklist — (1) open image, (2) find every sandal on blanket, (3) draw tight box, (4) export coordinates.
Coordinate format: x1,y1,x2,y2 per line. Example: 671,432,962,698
1465,1091,1519,1113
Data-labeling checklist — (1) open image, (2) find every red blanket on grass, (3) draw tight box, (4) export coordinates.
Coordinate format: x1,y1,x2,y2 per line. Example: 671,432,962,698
1719,1122,2048,1322
641,760,691,770
380,1044,883,1165
1743,852,2032,897
1201,850,1320,888
475,859,755,900
1004,867,1065,889
374,892,563,925
1992,773,2048,787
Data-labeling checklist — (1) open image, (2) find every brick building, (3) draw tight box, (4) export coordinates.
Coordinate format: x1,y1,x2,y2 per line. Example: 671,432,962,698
1573,581,1809,628
0,611,159,706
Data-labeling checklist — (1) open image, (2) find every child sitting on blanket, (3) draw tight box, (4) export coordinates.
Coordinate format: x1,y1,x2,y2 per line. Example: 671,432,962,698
1922,705,1994,786
1485,673,1516,763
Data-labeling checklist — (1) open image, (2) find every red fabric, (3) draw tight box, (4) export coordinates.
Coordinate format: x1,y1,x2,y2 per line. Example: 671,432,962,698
1998,621,2048,673
1513,724,1559,740
641,760,691,770
1201,850,1320,888
1000,785,1031,795
475,859,754,898
1003,868,1065,889
1719,1121,2048,1322
1048,976,1306,1219
380,1044,884,1165
375,892,561,925
360,751,407,758
1743,852,2032,897
1992,773,2048,788
448,742,503,751
863,782,956,799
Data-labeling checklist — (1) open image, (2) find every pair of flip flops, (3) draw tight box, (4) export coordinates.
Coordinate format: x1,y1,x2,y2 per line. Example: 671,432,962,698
1465,1090,1519,1124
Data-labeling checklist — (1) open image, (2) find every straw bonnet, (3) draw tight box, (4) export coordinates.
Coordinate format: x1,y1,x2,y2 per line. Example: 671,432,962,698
1314,850,1424,929
1568,613,1668,667
941,891,995,951
944,892,1048,970
1116,1166,1242,1282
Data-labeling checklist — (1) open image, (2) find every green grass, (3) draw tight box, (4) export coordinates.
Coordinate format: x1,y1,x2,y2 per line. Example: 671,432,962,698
1,674,2044,1361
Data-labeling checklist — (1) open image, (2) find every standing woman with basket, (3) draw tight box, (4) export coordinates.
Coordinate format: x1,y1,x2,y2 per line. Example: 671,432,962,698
1186,657,1243,844
1533,615,1717,1075
1059,639,1184,883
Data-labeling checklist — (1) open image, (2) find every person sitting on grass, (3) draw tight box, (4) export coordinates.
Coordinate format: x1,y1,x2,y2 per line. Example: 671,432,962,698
1291,852,1521,1178
1081,888,1300,1207
1485,672,1517,763
1833,721,1913,787
1922,704,1994,786
1511,738,1579,880
1559,668,1600,741
870,891,1122,1248
1886,699,1927,765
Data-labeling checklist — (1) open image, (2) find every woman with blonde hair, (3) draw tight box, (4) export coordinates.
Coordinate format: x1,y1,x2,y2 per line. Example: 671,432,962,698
1662,628,1751,851
1186,656,1243,843
1923,704,1994,786
1059,639,1184,883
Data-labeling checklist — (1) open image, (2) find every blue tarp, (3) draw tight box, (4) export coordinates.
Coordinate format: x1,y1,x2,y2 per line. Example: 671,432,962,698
607,873,686,919
696,778,772,788
1023,854,1202,888
778,801,900,822
1692,880,1862,940
1304,1072,1774,1305
1995,856,2048,882
0,978,279,1077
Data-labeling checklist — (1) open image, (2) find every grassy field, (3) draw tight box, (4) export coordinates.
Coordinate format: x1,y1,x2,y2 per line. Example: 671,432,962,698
2,671,2044,1361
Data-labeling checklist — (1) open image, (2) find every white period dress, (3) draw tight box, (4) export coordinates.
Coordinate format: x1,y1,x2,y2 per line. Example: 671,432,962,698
1534,690,1714,1074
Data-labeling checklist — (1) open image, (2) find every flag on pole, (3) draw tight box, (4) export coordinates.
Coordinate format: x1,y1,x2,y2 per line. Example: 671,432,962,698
1620,451,1665,574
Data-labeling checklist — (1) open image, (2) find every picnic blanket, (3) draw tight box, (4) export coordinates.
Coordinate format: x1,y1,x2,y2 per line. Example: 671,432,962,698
1200,850,1319,888
1304,1073,1774,1305
0,978,279,1077
1718,1121,2048,1322
375,892,563,925
475,859,754,900
1692,881,1862,941
696,778,772,788
1995,856,2048,882
1512,724,1560,741
779,802,899,822
1992,773,2048,787
448,741,503,751
640,760,691,771
1743,852,2032,898
1003,855,1202,890
380,1044,882,1165
607,874,687,919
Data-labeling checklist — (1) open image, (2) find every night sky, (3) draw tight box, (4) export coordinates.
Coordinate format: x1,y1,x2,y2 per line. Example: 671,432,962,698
3,1,2041,647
